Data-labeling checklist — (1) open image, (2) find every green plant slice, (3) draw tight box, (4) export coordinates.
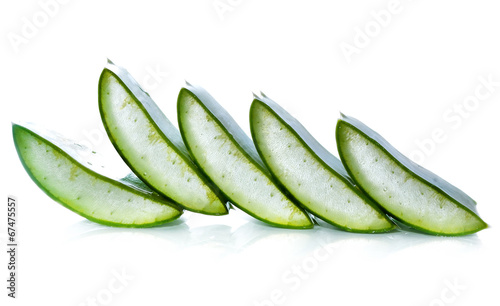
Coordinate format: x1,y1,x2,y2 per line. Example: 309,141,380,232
177,85,313,229
99,61,228,215
336,114,487,236
250,96,394,233
13,122,182,227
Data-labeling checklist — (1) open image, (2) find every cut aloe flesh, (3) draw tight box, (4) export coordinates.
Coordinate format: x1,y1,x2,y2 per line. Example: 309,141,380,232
177,85,313,229
98,61,228,215
250,96,394,233
13,122,182,227
336,114,487,235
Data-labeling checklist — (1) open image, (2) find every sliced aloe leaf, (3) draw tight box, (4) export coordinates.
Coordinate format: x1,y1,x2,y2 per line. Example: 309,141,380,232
13,122,182,227
177,84,313,229
98,61,228,215
250,95,394,233
336,114,487,236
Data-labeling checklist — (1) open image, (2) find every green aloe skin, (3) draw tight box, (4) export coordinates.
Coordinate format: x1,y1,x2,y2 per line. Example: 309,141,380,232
250,95,395,233
13,122,183,227
99,61,228,215
336,114,487,236
12,59,487,234
177,84,313,229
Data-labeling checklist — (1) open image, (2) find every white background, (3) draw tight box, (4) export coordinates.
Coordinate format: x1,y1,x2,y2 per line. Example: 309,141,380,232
2,0,500,305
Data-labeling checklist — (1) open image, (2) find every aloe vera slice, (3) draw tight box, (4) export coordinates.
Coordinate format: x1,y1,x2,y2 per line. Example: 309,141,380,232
250,95,394,233
177,85,313,229
99,61,228,215
13,122,182,227
336,114,487,236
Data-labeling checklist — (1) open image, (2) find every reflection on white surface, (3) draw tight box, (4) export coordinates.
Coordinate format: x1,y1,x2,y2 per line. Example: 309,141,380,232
49,209,493,306
63,209,482,255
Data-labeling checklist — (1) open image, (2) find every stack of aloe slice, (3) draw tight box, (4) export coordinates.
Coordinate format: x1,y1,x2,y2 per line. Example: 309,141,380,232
13,60,487,235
